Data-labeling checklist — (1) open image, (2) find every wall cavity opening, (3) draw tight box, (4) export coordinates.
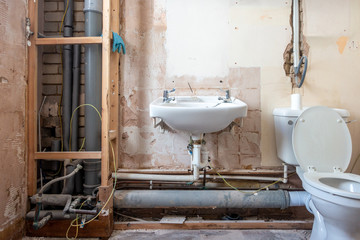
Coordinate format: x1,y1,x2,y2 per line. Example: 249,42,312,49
283,0,309,90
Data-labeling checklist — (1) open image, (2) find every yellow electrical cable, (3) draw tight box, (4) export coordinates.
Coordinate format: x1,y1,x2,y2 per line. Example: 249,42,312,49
69,104,102,151
209,162,295,195
66,200,86,240
46,0,70,178
66,218,78,239
58,0,70,152
63,104,117,230
44,163,63,177
78,137,86,151
60,0,70,34
70,141,117,227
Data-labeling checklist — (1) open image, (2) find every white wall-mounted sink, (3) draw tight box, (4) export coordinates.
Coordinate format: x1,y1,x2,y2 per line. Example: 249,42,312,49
150,96,248,135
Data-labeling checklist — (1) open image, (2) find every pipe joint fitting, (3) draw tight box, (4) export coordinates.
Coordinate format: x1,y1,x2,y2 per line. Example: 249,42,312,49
84,0,103,14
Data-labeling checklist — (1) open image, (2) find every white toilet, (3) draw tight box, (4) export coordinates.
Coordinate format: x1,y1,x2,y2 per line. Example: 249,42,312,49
273,105,360,240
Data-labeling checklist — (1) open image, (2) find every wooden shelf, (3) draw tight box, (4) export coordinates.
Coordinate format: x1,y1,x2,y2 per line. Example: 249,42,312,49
34,151,102,160
35,36,102,45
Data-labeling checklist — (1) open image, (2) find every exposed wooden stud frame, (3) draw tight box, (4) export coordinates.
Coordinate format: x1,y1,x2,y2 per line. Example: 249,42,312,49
109,0,120,174
34,151,102,160
101,0,111,187
35,36,102,45
26,218,112,238
27,0,39,197
27,0,118,195
27,0,118,236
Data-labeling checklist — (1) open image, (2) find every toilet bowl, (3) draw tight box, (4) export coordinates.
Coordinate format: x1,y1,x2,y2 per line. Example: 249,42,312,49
273,106,360,240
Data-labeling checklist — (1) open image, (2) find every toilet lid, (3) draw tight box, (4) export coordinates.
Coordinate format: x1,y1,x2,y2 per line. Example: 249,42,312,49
292,106,352,173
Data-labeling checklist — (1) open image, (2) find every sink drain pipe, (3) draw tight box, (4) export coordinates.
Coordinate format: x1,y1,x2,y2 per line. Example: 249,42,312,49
114,190,310,209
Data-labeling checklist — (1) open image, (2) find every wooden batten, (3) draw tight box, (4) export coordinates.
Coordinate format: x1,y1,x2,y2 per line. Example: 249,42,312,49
27,0,38,197
101,0,111,187
26,217,112,238
109,0,120,174
35,36,102,45
34,151,102,160
114,220,313,231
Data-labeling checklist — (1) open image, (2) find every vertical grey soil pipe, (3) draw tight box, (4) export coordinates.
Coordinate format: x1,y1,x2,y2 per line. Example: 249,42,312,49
72,45,83,194
50,140,61,194
71,44,81,151
84,0,102,195
62,0,74,151
73,45,83,195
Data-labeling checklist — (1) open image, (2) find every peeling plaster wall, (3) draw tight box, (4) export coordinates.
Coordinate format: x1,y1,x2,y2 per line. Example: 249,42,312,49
119,0,290,170
0,0,27,235
120,0,360,173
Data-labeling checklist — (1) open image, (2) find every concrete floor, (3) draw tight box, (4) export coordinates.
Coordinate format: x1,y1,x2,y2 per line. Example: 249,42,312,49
24,229,311,240
109,230,311,240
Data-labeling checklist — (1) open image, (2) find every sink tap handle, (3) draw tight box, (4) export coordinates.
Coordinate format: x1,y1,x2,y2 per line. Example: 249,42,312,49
219,89,231,102
163,88,176,103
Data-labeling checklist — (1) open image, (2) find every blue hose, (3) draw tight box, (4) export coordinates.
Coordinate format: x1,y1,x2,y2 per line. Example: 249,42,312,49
294,55,308,88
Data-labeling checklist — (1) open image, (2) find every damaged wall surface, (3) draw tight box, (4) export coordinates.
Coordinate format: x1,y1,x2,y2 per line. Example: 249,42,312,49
119,0,289,170
119,0,360,174
0,0,27,238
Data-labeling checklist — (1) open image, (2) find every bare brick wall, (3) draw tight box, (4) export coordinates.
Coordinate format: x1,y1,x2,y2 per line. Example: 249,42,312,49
40,0,86,149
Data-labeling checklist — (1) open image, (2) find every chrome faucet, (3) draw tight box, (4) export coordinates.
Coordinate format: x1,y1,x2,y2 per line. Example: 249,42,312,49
163,88,176,103
218,89,232,103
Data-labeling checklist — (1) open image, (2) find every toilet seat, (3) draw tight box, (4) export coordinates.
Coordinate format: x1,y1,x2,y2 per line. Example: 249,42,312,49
292,106,352,173
292,106,359,199
303,172,360,199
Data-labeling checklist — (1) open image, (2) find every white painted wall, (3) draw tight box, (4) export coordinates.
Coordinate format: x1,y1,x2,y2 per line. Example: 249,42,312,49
261,0,360,173
166,0,230,80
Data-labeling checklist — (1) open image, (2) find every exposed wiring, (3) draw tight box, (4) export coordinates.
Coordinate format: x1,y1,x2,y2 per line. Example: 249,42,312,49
208,162,296,195
70,140,117,228
58,0,70,152
63,104,117,230
66,200,86,240
44,163,63,177
79,137,86,151
69,104,101,152
60,0,70,34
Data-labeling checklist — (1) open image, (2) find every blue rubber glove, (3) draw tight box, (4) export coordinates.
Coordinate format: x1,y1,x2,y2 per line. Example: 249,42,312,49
112,32,126,54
